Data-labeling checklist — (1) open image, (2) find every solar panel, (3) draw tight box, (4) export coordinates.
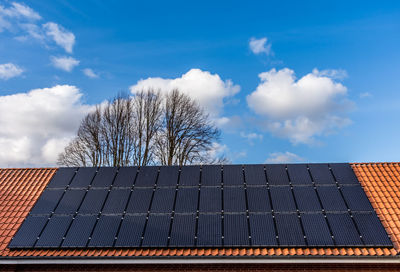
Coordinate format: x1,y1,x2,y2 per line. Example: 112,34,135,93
269,186,297,212
300,213,334,246
199,187,221,213
142,214,171,247
150,187,176,213
169,214,196,247
223,165,243,186
179,165,200,186
174,187,199,213
309,164,336,185
54,189,86,214
293,186,321,212
9,215,48,248
246,187,271,212
287,164,312,185
69,167,97,188
201,165,221,186
115,214,147,247
90,167,117,188
244,164,266,185
248,213,277,246
102,188,131,214
78,188,108,214
316,186,348,212
275,214,306,246
265,164,289,185
46,167,77,189
330,163,359,185
126,188,154,214
62,215,97,247
326,213,362,246
113,167,138,187
341,185,374,212
135,166,158,187
197,213,222,246
353,213,392,246
30,189,64,215
89,215,121,247
224,213,249,246
157,166,179,186
223,186,246,212
36,215,73,247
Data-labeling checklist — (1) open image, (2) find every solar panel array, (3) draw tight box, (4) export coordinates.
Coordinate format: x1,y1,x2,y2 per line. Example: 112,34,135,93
9,164,392,249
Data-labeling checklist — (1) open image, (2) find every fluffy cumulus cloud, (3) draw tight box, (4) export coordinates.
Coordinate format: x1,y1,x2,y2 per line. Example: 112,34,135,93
249,37,272,56
51,56,80,72
247,68,352,144
43,22,75,53
0,63,23,80
0,85,93,167
82,68,99,78
130,69,240,117
265,152,304,163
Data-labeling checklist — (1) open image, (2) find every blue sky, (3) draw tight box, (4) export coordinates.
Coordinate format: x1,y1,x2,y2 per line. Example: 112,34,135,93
0,0,399,166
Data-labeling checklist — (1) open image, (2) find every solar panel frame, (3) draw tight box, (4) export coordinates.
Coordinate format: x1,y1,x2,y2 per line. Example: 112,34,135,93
352,212,392,246
9,215,49,248
244,164,266,185
125,188,154,214
29,189,64,215
197,213,222,247
223,213,249,246
223,186,247,213
69,167,97,188
330,163,360,185
316,186,348,212
265,164,289,185
101,188,131,214
248,213,277,246
62,214,97,248
174,187,199,213
179,165,200,186
142,214,171,247
199,187,222,213
246,187,271,213
341,185,374,212
308,164,336,185
46,167,77,189
292,186,322,212
90,167,118,188
223,165,244,186
326,213,363,246
54,189,86,215
134,166,159,187
115,214,147,247
150,187,176,213
169,213,196,247
300,213,334,246
88,215,122,247
157,166,179,187
113,167,138,187
35,215,73,248
287,164,313,185
78,188,109,214
201,165,221,186
274,213,306,246
269,186,297,213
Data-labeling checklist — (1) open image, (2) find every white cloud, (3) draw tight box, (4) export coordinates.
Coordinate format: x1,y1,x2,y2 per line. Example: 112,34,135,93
247,68,352,144
0,85,93,167
82,68,99,78
249,37,272,55
0,2,41,20
240,132,263,145
0,63,23,80
130,68,240,117
360,92,372,98
43,22,75,53
312,68,348,80
265,152,304,164
51,56,79,72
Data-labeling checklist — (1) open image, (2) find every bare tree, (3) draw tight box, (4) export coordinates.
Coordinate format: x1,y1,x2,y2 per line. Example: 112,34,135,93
58,89,223,167
155,89,220,166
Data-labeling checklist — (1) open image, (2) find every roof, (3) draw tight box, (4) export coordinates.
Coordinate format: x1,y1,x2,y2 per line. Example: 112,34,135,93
0,163,399,260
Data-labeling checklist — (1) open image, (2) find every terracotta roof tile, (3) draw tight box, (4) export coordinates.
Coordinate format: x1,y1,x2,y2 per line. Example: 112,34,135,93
0,164,399,258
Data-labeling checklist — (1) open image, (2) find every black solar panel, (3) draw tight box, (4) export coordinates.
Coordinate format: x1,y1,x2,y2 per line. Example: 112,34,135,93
266,164,289,185
46,167,77,188
223,186,246,212
287,164,312,185
197,214,222,247
10,164,392,249
169,214,196,247
113,167,138,187
36,215,73,247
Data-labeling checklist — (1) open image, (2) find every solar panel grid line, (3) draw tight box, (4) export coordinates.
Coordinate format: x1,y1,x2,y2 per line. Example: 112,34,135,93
193,166,203,246
139,167,160,247
306,164,337,246
264,166,280,246
285,165,308,246
220,165,224,246
241,165,253,246
46,167,77,189
32,168,84,248
166,167,182,247
327,165,366,246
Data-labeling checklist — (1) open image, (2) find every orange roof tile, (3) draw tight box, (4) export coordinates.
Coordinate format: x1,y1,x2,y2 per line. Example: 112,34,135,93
0,163,399,259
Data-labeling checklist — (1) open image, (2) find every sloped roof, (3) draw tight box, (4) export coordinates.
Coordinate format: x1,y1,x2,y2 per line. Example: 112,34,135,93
0,163,399,259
